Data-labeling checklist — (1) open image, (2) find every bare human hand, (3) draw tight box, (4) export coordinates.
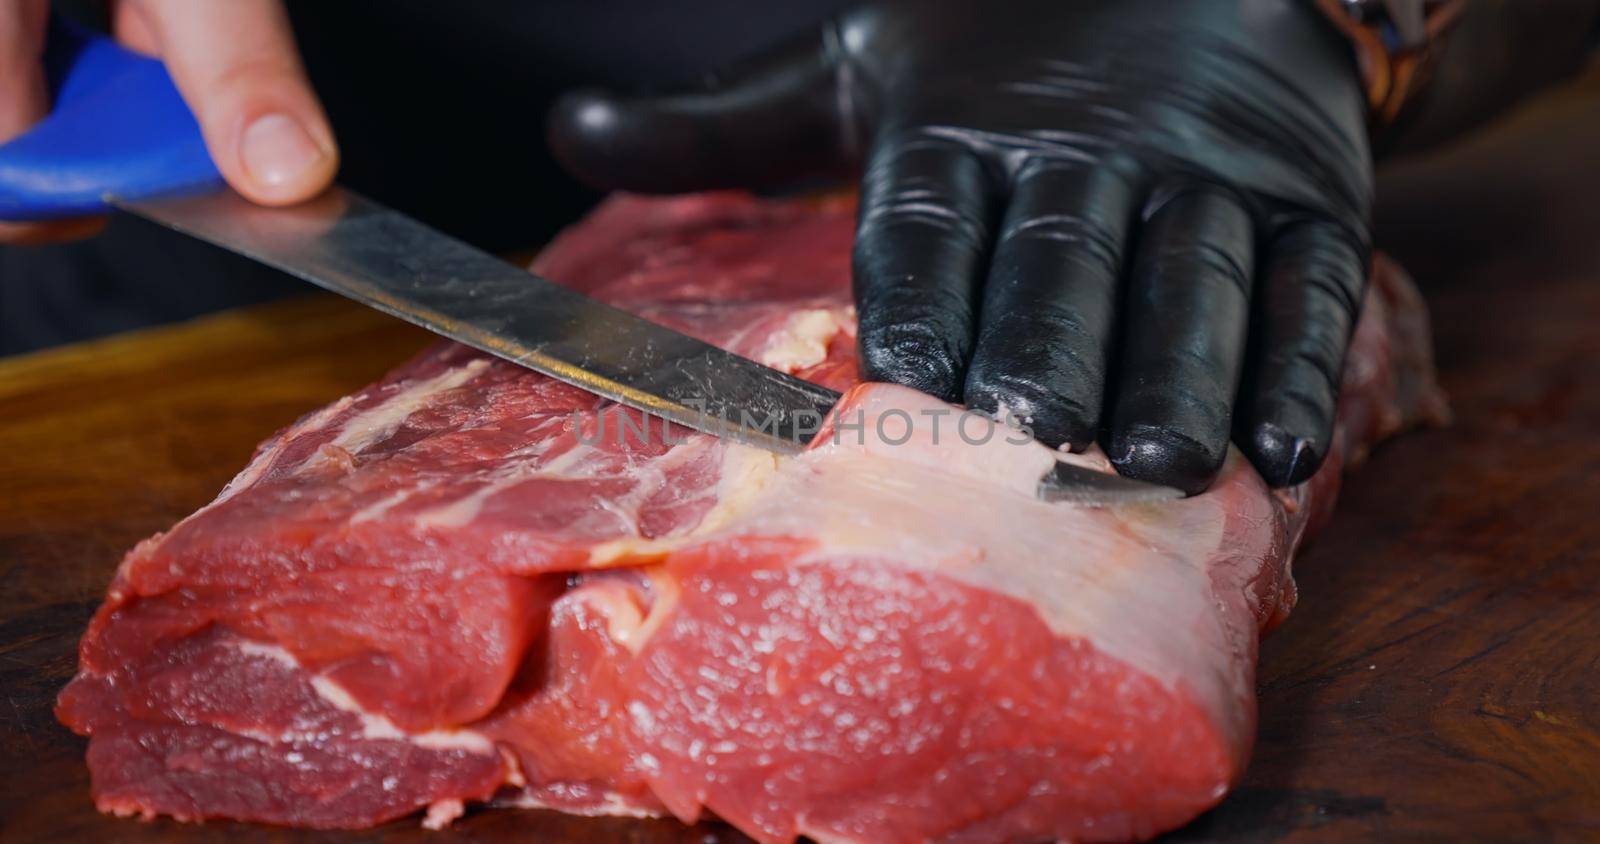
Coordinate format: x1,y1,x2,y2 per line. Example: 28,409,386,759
0,0,336,244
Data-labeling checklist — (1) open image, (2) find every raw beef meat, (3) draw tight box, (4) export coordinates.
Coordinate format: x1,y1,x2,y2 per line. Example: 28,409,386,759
57,192,1445,842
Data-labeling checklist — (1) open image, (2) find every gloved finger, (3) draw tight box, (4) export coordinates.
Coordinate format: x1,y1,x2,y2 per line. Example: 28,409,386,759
854,134,997,402
0,0,103,243
1236,218,1366,486
120,0,337,206
963,158,1139,450
548,28,848,193
1107,185,1256,495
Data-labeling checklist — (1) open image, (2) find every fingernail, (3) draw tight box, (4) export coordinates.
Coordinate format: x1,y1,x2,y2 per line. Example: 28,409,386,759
239,113,326,189
1248,422,1324,487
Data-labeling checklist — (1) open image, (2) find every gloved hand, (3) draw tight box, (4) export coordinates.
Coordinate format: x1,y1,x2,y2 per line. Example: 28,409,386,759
548,0,1372,494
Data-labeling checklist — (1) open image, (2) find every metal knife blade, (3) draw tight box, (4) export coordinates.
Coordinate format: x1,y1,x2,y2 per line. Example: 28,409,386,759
120,186,1182,506
121,187,837,455
1035,461,1184,505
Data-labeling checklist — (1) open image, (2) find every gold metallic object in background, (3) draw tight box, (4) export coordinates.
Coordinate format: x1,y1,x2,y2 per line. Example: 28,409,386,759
1315,0,1468,125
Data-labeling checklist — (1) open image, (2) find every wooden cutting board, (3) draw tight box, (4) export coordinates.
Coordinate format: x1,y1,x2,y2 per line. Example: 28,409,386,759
3,84,1598,844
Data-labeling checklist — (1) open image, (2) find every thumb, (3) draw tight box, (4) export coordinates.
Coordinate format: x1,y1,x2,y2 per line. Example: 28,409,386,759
118,0,337,206
549,27,852,194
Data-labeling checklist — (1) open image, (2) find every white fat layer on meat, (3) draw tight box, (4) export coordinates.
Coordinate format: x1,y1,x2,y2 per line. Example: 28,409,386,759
798,822,869,844
574,568,683,656
413,479,510,530
119,360,494,586
375,415,570,527
713,384,1253,748
411,416,708,531
113,362,493,586
224,639,494,754
312,359,490,466
555,385,1254,748
583,443,779,566
498,790,664,819
422,799,465,830
355,303,823,542
309,675,494,752
417,439,636,530
348,486,423,525
213,396,355,506
759,307,847,372
232,638,300,668
500,746,527,787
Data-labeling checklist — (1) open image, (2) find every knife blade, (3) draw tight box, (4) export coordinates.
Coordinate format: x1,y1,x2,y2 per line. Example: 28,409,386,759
120,187,1182,506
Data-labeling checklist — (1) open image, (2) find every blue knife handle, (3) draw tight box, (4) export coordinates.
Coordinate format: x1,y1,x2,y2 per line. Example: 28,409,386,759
0,17,222,221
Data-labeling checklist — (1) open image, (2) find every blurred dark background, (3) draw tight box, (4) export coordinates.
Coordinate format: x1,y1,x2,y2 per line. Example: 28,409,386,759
0,0,847,356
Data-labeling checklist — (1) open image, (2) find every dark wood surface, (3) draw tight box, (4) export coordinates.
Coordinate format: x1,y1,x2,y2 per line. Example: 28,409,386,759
4,79,1599,844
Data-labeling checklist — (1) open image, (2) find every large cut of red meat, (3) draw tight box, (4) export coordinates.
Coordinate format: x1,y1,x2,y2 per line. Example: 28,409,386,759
57,192,1445,842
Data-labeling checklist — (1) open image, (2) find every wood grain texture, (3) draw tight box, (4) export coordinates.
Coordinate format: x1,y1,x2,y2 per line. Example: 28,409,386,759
3,80,1598,844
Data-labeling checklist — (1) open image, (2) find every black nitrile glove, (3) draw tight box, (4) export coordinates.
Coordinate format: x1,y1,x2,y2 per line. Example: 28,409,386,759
548,0,1372,495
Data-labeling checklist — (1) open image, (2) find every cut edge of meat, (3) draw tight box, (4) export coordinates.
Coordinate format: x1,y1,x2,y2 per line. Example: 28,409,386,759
57,628,511,829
